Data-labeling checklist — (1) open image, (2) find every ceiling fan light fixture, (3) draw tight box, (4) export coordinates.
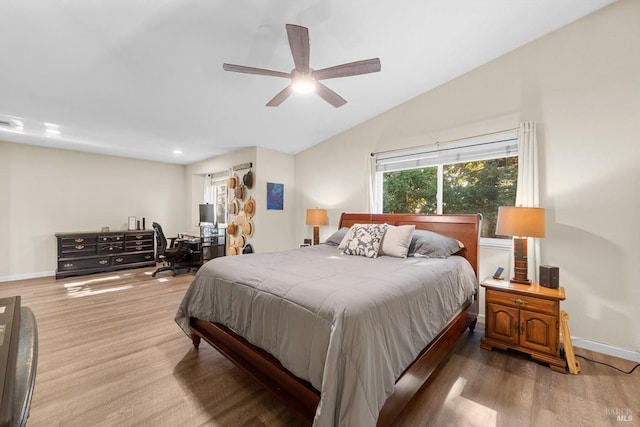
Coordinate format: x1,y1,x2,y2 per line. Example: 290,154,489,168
292,79,316,94
223,24,381,107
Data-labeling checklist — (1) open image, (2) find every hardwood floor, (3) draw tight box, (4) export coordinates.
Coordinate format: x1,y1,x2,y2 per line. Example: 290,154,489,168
1,268,638,427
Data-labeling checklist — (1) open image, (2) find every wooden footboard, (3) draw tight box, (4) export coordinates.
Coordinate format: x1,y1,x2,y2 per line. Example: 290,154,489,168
190,317,319,423
190,295,477,426
188,213,481,425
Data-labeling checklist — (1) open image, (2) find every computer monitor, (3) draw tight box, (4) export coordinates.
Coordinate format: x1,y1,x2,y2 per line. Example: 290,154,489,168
199,204,214,225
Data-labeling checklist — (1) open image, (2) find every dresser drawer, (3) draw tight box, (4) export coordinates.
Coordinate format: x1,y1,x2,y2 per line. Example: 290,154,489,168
99,235,124,243
125,239,153,250
126,232,153,241
486,289,557,316
61,243,97,256
61,236,97,245
98,243,124,254
58,257,111,271
113,252,155,265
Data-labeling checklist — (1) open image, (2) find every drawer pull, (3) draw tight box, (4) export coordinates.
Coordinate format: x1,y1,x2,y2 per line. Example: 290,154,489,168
115,258,124,263
520,322,525,334
75,245,85,250
136,235,144,239
63,263,73,268
74,238,84,243
99,259,108,265
511,298,528,305
145,255,152,260
135,246,143,250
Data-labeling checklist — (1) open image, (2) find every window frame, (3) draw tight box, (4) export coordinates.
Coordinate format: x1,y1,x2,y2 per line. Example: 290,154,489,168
204,171,229,227
373,131,518,250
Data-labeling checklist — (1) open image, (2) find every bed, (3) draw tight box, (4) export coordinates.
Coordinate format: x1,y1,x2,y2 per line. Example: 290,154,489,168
175,213,480,426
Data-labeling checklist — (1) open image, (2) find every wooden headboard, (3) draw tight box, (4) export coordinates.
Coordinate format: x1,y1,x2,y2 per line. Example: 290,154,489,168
338,213,482,278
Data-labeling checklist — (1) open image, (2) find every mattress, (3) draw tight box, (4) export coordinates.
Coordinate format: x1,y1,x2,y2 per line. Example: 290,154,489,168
175,244,477,426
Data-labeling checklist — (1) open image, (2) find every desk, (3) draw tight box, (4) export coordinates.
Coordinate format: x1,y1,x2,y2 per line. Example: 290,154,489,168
177,229,226,267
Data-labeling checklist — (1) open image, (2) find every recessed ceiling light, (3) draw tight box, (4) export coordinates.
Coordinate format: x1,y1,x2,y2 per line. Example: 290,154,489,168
45,122,61,137
10,118,24,129
173,149,183,155
0,115,25,133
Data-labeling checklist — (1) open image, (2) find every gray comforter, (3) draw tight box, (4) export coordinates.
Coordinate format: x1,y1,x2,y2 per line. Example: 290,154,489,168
175,244,477,426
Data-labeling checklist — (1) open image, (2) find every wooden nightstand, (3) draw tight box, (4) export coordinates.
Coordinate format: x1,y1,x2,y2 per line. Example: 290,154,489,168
480,278,567,373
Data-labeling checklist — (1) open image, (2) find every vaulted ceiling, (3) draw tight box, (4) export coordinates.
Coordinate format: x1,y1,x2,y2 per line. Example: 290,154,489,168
0,0,615,164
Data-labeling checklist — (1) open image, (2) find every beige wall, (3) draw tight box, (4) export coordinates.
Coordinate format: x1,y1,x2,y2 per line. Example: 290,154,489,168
185,147,296,254
255,147,296,252
294,0,640,353
0,140,186,280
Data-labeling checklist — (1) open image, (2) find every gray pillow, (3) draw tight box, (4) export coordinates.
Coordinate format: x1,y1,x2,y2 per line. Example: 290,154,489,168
324,227,349,246
408,229,464,258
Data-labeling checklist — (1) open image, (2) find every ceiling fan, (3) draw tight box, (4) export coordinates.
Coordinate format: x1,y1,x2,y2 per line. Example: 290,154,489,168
223,24,381,108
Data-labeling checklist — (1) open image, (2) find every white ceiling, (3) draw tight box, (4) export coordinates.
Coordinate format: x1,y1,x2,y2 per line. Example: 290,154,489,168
0,0,615,164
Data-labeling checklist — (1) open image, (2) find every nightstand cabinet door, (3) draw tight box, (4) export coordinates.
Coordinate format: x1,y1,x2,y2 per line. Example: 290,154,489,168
520,310,558,355
486,303,519,346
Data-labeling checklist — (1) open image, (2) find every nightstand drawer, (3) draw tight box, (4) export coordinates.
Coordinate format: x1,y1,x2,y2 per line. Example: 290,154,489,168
486,289,557,315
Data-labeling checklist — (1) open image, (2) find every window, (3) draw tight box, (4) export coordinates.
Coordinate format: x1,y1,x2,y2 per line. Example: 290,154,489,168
374,131,518,244
204,172,228,226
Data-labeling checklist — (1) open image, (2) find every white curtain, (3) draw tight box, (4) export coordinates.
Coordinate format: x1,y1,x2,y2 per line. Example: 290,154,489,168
515,121,541,282
369,153,378,213
203,174,214,204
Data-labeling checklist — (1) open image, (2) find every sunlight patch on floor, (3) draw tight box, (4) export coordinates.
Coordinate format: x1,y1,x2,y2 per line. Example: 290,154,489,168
444,377,497,426
63,274,133,297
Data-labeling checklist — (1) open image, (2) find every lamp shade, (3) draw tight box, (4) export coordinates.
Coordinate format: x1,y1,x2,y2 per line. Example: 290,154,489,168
306,208,328,226
496,206,545,238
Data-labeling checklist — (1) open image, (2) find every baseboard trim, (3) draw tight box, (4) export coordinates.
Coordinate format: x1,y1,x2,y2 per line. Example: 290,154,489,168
572,338,640,363
0,271,55,283
476,315,639,363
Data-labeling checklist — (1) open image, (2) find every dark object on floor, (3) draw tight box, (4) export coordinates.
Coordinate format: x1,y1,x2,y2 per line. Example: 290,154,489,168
0,296,38,427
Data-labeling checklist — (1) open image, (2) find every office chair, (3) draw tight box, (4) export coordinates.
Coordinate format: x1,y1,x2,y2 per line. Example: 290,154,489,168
151,222,192,277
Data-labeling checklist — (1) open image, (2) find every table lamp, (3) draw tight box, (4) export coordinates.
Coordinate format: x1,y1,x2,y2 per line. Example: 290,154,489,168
306,208,328,245
495,206,545,284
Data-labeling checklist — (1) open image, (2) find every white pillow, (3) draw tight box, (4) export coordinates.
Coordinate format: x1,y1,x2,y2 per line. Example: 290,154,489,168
379,225,415,258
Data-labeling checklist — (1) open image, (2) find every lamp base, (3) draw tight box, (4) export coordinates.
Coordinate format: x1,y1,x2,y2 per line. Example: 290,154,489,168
511,237,531,285
313,226,320,246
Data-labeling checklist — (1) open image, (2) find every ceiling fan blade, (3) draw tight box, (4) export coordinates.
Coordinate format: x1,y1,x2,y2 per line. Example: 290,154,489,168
315,82,347,108
223,63,291,79
286,24,310,72
313,58,381,81
266,85,293,107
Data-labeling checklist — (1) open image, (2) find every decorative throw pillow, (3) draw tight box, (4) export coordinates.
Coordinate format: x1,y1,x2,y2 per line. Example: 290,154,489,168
324,227,350,246
339,224,389,258
408,229,464,258
379,225,415,258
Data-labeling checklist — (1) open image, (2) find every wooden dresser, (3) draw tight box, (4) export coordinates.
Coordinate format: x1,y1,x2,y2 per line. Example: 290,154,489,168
480,278,567,372
55,230,155,279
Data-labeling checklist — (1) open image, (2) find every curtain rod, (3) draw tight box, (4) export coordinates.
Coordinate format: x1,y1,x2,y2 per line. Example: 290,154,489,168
370,127,518,157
